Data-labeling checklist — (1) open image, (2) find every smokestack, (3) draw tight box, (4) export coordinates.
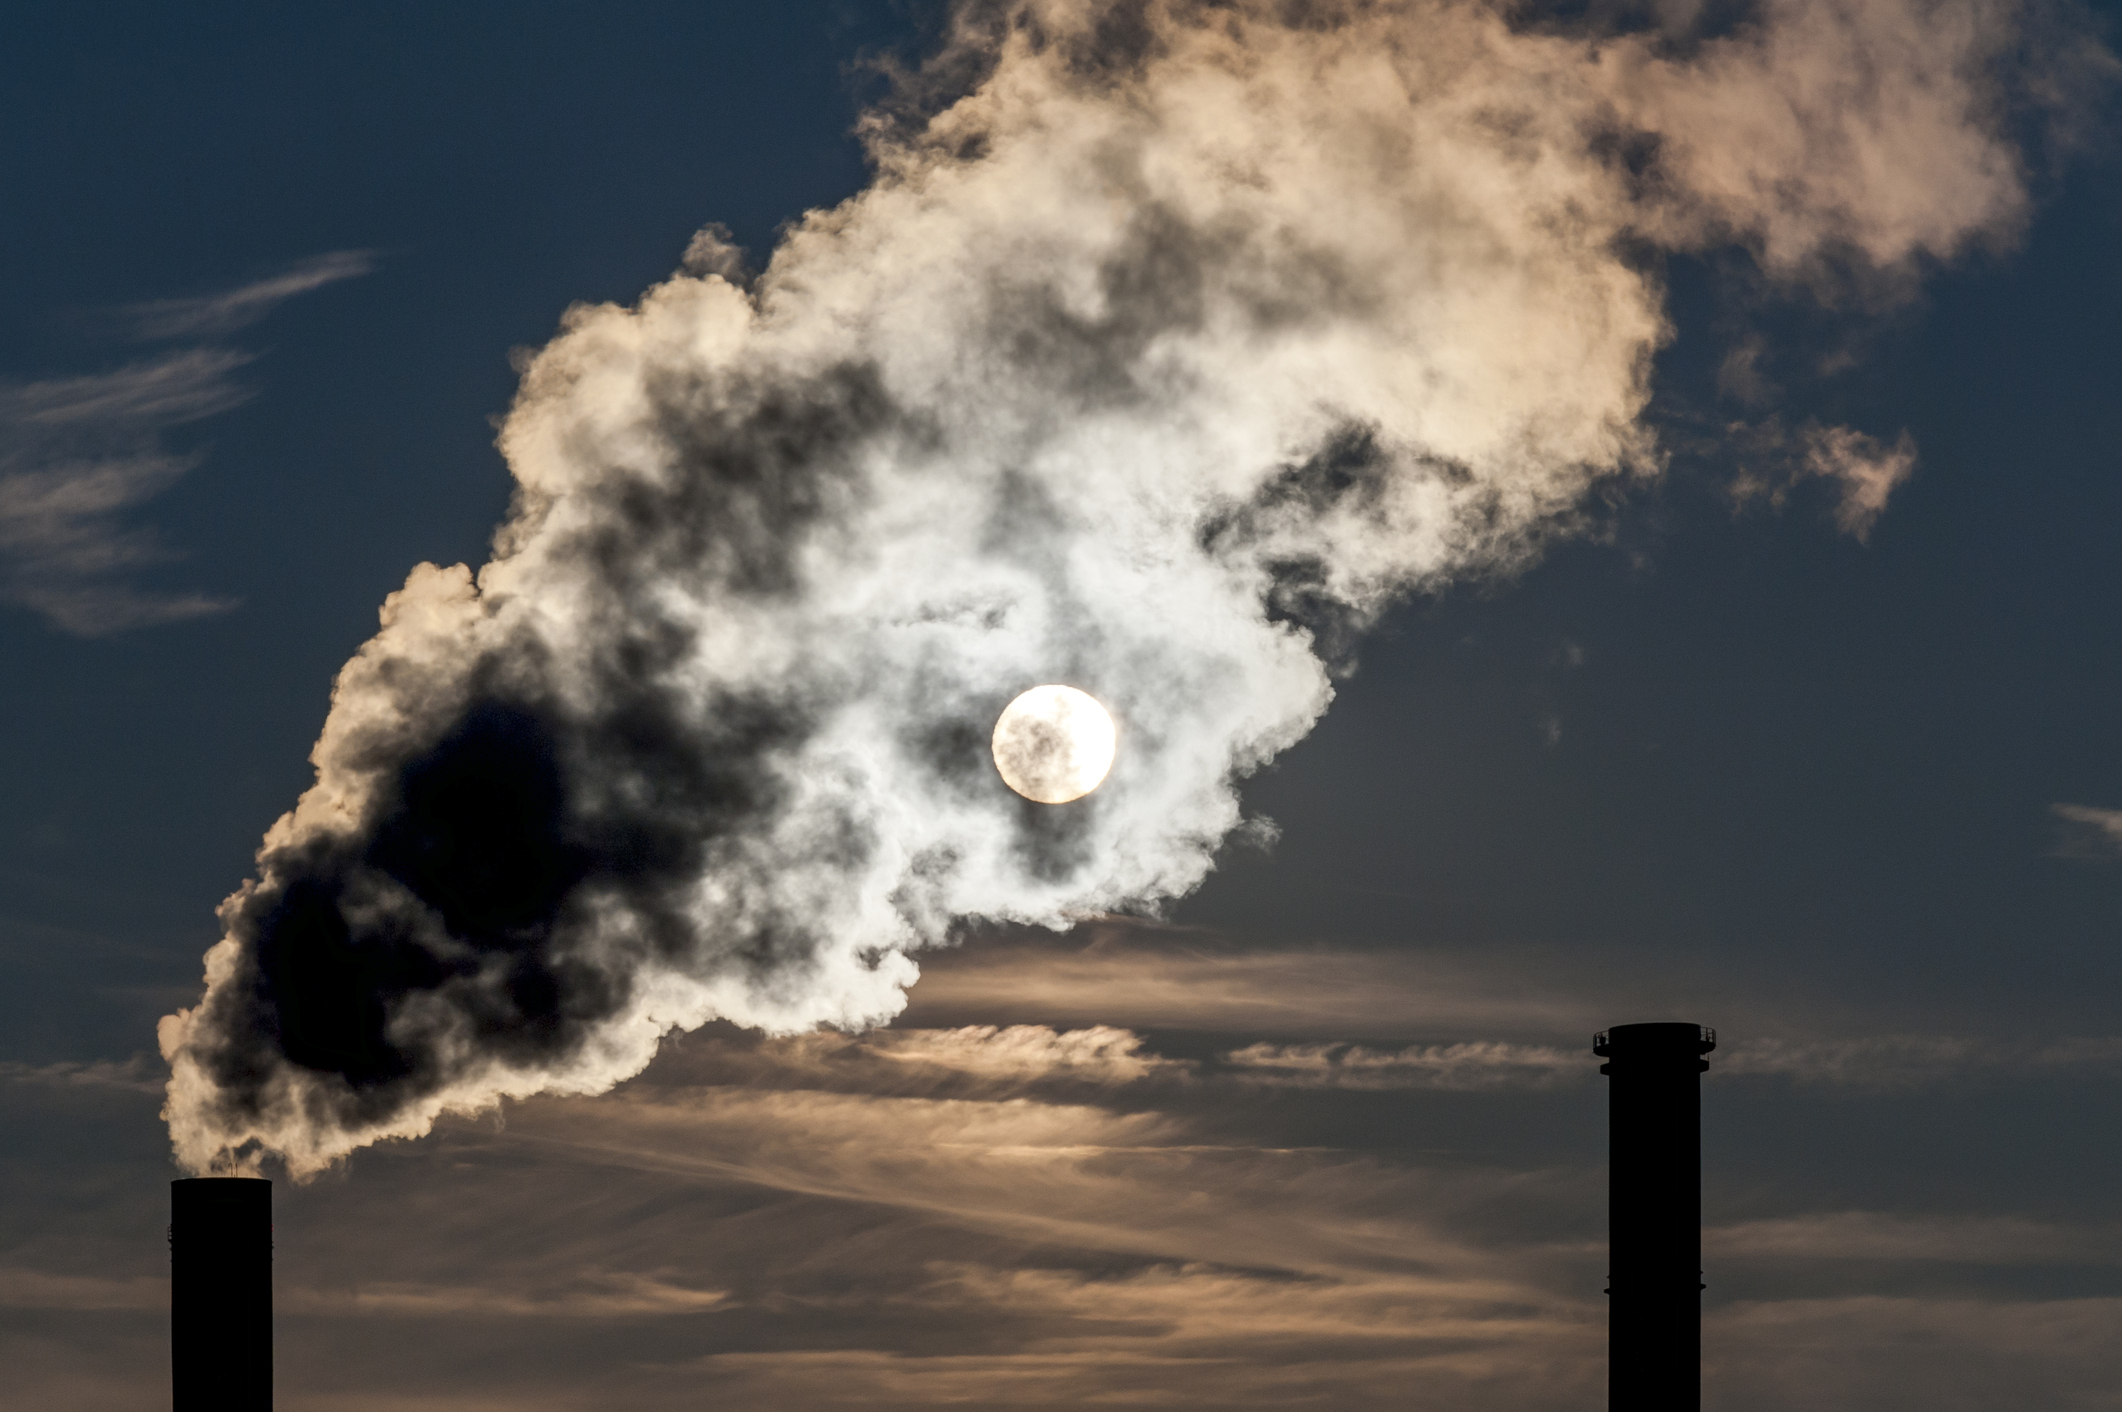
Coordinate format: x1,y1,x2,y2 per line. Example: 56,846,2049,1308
1595,1022,1714,1412
170,1177,272,1412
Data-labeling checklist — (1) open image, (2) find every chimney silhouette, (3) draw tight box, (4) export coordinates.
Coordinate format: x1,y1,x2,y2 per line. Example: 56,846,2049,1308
1595,1022,1714,1412
170,1176,272,1411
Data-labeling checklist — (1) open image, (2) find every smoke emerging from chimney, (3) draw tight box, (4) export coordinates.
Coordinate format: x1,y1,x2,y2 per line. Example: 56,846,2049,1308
159,0,2098,1174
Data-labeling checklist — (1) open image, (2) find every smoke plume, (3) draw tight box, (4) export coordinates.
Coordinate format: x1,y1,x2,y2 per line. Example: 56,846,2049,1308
161,0,2100,1174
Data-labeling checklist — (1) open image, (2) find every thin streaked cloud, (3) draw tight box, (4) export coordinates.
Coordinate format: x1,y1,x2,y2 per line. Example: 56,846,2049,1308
2051,802,2122,858
0,257,374,635
1717,1033,2122,1088
1223,1039,1585,1090
1,347,254,428
284,1273,732,1320
1708,1211,2122,1266
1706,1296,2122,1412
863,1024,1182,1084
0,1053,164,1094
898,924,1598,1038
0,1268,167,1312
120,250,375,341
14,997,2122,1409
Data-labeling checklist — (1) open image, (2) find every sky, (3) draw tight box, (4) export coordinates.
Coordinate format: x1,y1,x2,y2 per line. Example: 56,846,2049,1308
3,0,2121,1407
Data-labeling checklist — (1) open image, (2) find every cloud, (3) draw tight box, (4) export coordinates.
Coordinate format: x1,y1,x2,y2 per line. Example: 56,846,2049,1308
2,257,374,635
1716,1033,1984,1085
1706,1296,2122,1412
0,349,254,632
1717,1033,2122,1087
120,250,376,341
1220,1032,2122,1093
1804,424,1918,539
460,1023,2122,1409
1223,1039,1585,1090
24,967,2122,1411
862,1023,1180,1083
630,1021,1190,1100
158,0,2105,1177
647,1015,2122,1102
680,1259,1601,1408
1727,420,1918,541
768,937,2122,1097
514,1087,1208,1255
1717,334,1779,407
679,225,751,286
0,1054,165,1095
0,452,233,635
1599,0,2066,279
761,925,1606,1039
388,1055,1610,1412
767,1020,2122,1099
0,1268,166,1311
2051,802,2122,857
1708,1211,2122,1265
1,347,255,428
284,1272,731,1319
247,1017,2122,1408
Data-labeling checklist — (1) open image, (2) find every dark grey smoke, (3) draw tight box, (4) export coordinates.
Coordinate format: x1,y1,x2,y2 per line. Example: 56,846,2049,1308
161,0,2100,1174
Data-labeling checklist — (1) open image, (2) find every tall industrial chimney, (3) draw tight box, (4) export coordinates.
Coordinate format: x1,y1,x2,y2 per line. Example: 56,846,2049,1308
1595,1022,1714,1412
170,1176,272,1412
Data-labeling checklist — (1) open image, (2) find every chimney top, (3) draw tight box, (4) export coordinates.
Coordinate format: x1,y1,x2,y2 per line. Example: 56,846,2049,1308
1593,1023,1716,1058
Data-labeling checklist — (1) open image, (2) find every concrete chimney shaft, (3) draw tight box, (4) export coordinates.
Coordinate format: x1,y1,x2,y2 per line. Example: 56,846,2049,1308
1596,1022,1714,1412
170,1176,272,1412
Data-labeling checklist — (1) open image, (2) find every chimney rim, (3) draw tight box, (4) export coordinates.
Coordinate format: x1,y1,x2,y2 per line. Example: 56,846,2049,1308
1593,1022,1716,1057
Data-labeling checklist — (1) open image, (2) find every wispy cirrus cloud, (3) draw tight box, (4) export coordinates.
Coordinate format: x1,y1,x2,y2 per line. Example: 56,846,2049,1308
1708,1211,2122,1265
17,997,2122,1410
1706,1295,2122,1412
1,347,255,428
287,1272,731,1320
1218,1033,2122,1092
1718,1033,2122,1087
0,351,248,634
863,1024,1181,1084
217,1009,2122,1410
896,924,1598,1038
894,934,2122,1096
0,1268,167,1312
0,1053,164,1094
0,254,372,635
2051,802,2122,858
435,1065,1600,1410
118,250,374,341
1223,1039,1585,1090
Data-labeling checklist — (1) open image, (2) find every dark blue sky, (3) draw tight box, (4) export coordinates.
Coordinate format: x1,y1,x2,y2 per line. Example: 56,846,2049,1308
3,2,2120,1408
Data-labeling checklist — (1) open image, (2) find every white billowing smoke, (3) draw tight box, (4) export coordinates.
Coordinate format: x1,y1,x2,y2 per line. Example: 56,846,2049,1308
160,0,2094,1174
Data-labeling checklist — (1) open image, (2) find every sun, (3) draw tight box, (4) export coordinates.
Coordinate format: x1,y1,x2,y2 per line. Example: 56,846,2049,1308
991,685,1118,804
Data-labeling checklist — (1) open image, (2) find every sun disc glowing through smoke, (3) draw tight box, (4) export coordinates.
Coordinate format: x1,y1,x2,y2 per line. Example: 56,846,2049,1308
991,686,1117,804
